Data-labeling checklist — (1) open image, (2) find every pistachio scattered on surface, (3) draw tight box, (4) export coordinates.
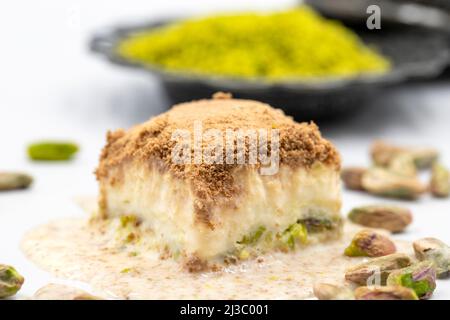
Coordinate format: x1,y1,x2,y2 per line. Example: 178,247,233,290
348,205,412,233
354,285,418,300
279,223,308,250
344,229,396,257
237,226,266,245
430,162,450,198
413,238,450,278
371,141,403,167
345,253,412,286
388,153,417,177
387,261,436,299
313,283,355,300
27,141,79,161
361,167,426,200
0,264,25,298
0,172,33,191
412,148,440,169
341,167,366,191
370,141,438,169
32,284,102,300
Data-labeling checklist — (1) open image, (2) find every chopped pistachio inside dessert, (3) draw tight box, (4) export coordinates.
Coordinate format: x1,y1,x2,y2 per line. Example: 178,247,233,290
96,94,342,270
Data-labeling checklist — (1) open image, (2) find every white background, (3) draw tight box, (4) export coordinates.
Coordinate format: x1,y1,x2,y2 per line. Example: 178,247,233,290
0,0,450,299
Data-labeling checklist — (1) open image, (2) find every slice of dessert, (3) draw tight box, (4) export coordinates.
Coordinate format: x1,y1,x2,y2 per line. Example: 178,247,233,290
96,93,342,271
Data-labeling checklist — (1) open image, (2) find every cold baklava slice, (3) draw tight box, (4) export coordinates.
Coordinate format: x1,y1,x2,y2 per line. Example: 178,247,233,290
96,94,342,271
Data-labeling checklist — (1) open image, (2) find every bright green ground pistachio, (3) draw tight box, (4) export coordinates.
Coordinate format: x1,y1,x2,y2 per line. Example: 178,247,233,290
0,264,24,298
27,141,79,161
387,261,437,299
118,7,389,81
430,162,450,198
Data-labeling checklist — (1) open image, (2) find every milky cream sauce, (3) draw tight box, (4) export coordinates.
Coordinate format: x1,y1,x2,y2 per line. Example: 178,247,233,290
21,218,411,299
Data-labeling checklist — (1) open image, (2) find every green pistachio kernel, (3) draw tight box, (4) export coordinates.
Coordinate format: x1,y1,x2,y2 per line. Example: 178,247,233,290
120,215,139,228
0,264,25,298
387,261,436,299
344,230,396,257
430,162,450,198
27,141,79,161
280,223,308,250
237,226,266,245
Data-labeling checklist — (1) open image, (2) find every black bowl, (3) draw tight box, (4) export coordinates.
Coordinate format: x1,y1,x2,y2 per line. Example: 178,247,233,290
90,16,450,121
306,0,450,31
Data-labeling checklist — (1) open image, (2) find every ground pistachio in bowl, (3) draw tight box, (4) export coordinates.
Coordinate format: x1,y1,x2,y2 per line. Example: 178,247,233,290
117,6,390,82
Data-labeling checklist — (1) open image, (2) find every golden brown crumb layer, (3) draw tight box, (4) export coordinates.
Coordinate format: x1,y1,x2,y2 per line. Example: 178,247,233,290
96,94,340,226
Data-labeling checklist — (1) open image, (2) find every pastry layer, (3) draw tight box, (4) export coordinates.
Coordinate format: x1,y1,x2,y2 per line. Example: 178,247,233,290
99,160,342,265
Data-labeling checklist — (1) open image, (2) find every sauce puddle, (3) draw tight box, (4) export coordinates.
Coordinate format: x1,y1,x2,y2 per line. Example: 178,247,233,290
21,218,412,299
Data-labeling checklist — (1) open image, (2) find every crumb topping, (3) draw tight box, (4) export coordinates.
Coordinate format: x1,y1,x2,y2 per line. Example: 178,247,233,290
96,94,340,226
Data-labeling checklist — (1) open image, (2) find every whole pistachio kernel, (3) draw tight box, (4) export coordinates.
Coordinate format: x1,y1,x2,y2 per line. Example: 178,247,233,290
345,253,412,285
313,283,355,300
355,285,418,300
361,167,426,200
370,141,438,169
0,264,25,298
388,153,417,177
387,261,437,299
370,140,405,167
341,167,366,191
27,141,79,161
413,238,450,278
430,162,450,198
344,229,396,257
0,172,33,191
33,284,102,300
348,205,412,233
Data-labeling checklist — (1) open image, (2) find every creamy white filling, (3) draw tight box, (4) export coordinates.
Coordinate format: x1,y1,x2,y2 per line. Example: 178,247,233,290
102,162,341,261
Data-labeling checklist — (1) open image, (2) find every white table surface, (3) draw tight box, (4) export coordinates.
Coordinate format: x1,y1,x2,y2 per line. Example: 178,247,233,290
1,0,450,299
